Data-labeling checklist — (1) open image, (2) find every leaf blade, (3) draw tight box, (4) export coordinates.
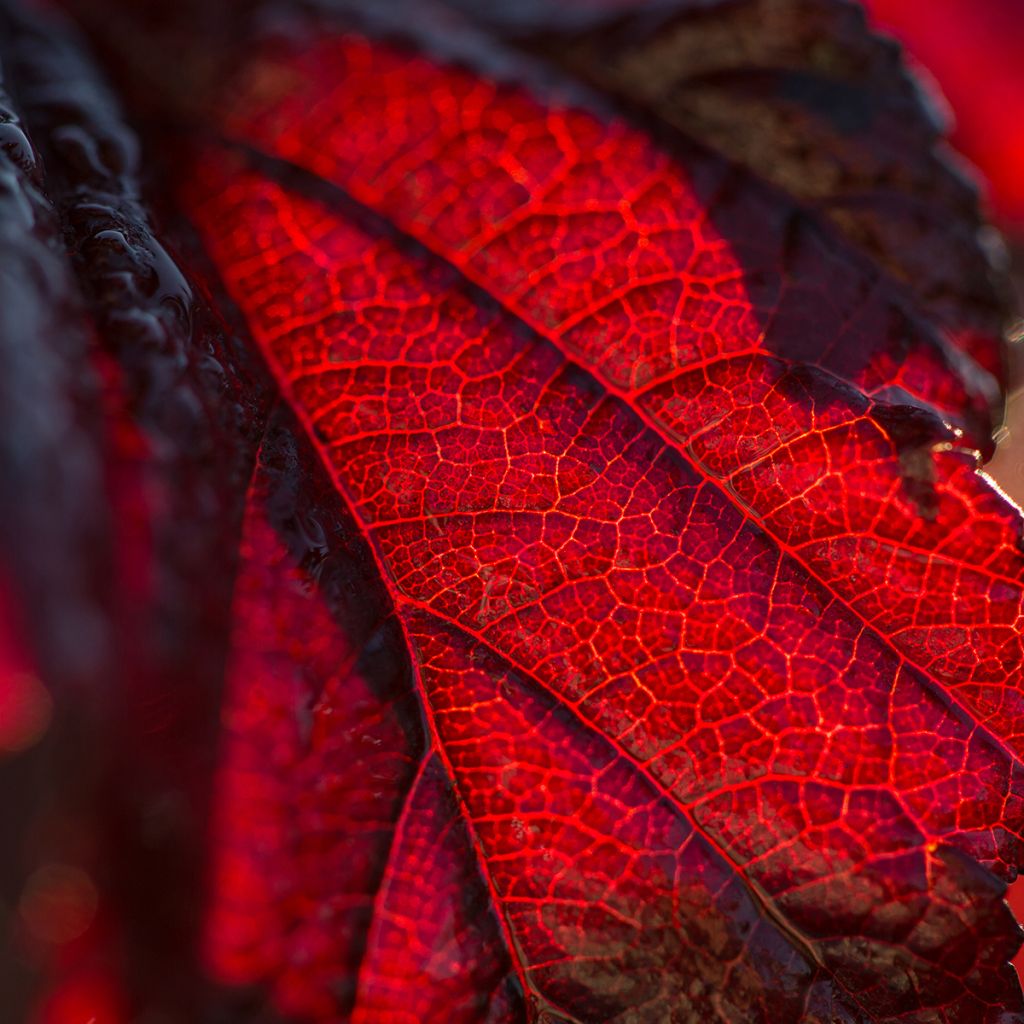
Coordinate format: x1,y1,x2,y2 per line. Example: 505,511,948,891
184,128,1023,1016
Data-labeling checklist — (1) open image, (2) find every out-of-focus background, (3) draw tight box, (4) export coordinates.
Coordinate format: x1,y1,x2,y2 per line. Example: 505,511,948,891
860,0,1024,507
864,0,1024,230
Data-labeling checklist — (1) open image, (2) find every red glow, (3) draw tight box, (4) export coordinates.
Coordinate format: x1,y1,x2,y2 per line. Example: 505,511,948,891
37,967,124,1024
0,669,51,756
0,579,50,756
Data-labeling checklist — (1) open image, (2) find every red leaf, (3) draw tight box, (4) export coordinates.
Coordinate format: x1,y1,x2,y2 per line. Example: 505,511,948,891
2,1,1023,1021
165,12,1024,1018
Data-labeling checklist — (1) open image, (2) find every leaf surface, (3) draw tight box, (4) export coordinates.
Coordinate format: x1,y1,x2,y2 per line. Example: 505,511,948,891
467,0,1011,389
159,9,1024,1017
